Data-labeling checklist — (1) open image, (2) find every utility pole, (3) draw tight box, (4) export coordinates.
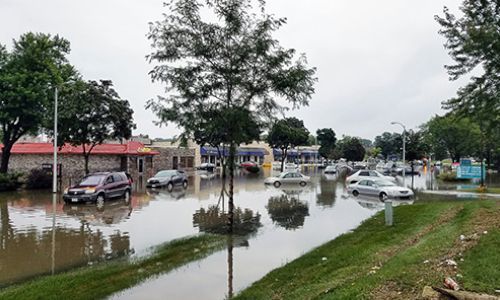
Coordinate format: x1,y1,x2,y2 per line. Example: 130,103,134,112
53,87,58,193
391,121,406,186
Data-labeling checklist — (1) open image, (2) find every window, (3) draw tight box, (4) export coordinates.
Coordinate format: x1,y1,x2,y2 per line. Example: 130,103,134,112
369,171,379,177
106,176,114,184
358,180,368,186
359,171,369,176
112,174,123,182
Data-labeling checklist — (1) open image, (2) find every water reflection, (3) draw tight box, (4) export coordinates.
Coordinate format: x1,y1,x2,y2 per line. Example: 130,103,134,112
316,175,338,207
266,193,309,230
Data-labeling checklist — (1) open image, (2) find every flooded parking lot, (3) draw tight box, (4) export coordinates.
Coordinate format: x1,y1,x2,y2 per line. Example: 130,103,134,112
0,168,498,298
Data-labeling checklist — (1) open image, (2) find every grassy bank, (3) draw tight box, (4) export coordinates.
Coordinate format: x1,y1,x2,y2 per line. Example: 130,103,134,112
0,234,226,300
236,200,500,299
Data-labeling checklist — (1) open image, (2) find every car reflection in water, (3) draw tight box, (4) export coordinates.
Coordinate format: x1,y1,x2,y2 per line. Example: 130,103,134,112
146,187,187,200
350,194,414,210
63,198,133,226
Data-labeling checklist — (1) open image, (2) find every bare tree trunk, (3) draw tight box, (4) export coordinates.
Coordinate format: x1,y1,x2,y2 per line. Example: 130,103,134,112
228,143,236,233
227,235,234,299
84,154,90,175
0,143,12,174
280,147,288,173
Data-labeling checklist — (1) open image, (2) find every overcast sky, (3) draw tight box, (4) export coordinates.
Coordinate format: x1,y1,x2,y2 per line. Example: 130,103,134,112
0,0,468,140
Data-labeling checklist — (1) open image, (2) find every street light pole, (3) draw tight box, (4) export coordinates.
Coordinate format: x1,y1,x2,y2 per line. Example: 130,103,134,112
53,87,58,193
391,121,406,187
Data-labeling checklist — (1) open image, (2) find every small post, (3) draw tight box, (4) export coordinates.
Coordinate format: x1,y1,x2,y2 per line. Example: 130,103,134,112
385,200,393,226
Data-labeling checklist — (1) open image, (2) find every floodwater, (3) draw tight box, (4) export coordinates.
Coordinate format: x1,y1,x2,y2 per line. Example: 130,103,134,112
0,167,498,298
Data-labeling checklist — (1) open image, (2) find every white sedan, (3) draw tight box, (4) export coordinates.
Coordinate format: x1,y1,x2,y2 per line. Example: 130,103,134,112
345,170,395,185
347,179,414,201
264,172,310,187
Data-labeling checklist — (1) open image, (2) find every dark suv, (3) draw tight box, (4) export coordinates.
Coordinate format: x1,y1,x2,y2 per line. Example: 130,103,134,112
63,172,132,204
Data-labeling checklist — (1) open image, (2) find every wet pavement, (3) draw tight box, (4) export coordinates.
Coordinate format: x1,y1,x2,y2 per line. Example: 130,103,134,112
0,168,498,298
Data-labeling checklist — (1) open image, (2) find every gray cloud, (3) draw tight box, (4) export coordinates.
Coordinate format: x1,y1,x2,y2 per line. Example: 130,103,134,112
0,0,466,140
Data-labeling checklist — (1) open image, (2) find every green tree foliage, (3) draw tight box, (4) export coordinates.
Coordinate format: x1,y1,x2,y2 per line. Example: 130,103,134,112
335,136,366,162
436,0,500,165
307,134,317,146
316,128,336,159
404,130,428,161
146,0,316,226
53,80,135,174
0,33,74,173
422,115,481,162
267,117,309,172
374,132,402,159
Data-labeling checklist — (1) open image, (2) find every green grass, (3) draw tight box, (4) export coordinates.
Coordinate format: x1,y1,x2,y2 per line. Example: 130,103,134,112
235,200,500,299
0,234,226,300
463,187,500,194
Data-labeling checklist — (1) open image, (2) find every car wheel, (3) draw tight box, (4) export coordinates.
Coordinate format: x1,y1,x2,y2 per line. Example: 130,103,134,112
182,180,188,189
124,189,131,203
167,182,174,192
379,192,388,201
352,190,359,197
299,181,307,186
273,181,281,187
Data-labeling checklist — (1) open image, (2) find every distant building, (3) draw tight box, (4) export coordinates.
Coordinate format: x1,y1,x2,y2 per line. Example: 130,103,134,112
273,146,320,163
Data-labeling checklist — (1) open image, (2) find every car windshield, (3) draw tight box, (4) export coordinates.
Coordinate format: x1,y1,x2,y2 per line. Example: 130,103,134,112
156,171,176,177
376,180,396,187
79,175,105,186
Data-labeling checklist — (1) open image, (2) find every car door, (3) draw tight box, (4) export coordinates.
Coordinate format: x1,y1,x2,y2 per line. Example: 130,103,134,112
113,173,126,195
356,180,367,194
282,173,293,183
365,180,378,196
173,171,182,185
104,175,116,198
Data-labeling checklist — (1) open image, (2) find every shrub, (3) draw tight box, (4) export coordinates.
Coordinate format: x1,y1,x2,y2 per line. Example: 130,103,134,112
26,169,52,189
0,173,23,192
437,172,470,182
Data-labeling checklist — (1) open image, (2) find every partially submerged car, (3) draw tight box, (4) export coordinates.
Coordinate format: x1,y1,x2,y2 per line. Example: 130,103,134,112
147,170,188,191
347,179,414,201
63,172,131,204
264,171,311,187
324,165,337,174
345,170,395,185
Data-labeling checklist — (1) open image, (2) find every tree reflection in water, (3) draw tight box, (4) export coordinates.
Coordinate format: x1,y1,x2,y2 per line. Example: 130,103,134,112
266,194,309,230
0,198,133,286
316,177,337,207
193,185,262,236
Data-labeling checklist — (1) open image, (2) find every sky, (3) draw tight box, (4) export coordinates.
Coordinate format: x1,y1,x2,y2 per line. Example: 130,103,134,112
0,0,468,141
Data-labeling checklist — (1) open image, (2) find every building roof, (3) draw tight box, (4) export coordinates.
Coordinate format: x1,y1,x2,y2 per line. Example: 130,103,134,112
0,141,159,156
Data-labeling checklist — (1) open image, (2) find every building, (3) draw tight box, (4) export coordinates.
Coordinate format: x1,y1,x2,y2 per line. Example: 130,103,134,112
1,141,159,186
273,146,321,164
200,142,273,166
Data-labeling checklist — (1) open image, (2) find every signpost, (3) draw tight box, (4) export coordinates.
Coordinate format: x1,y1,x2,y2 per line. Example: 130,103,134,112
457,159,486,180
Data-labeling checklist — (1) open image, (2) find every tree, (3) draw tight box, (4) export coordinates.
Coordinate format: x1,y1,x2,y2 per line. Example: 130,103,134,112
374,132,402,159
338,136,365,162
404,130,428,161
0,33,74,173
436,0,500,168
307,134,317,146
316,128,336,159
267,117,309,172
147,0,317,230
422,115,481,162
53,80,135,174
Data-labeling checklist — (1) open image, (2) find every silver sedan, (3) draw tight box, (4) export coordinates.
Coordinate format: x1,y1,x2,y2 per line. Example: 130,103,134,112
347,179,414,201
264,172,311,187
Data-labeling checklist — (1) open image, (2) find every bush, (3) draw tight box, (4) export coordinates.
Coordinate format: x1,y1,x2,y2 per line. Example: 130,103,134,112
26,169,53,189
437,172,470,182
0,173,23,192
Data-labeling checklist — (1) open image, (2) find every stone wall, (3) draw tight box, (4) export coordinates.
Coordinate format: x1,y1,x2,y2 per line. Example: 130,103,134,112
8,153,123,187
151,147,196,172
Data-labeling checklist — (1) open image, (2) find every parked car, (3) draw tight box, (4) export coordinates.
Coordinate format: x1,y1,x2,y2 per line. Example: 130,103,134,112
324,165,337,174
63,172,131,204
240,161,258,168
284,163,299,172
147,170,188,191
347,179,414,201
264,171,310,187
197,163,216,172
345,170,396,185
